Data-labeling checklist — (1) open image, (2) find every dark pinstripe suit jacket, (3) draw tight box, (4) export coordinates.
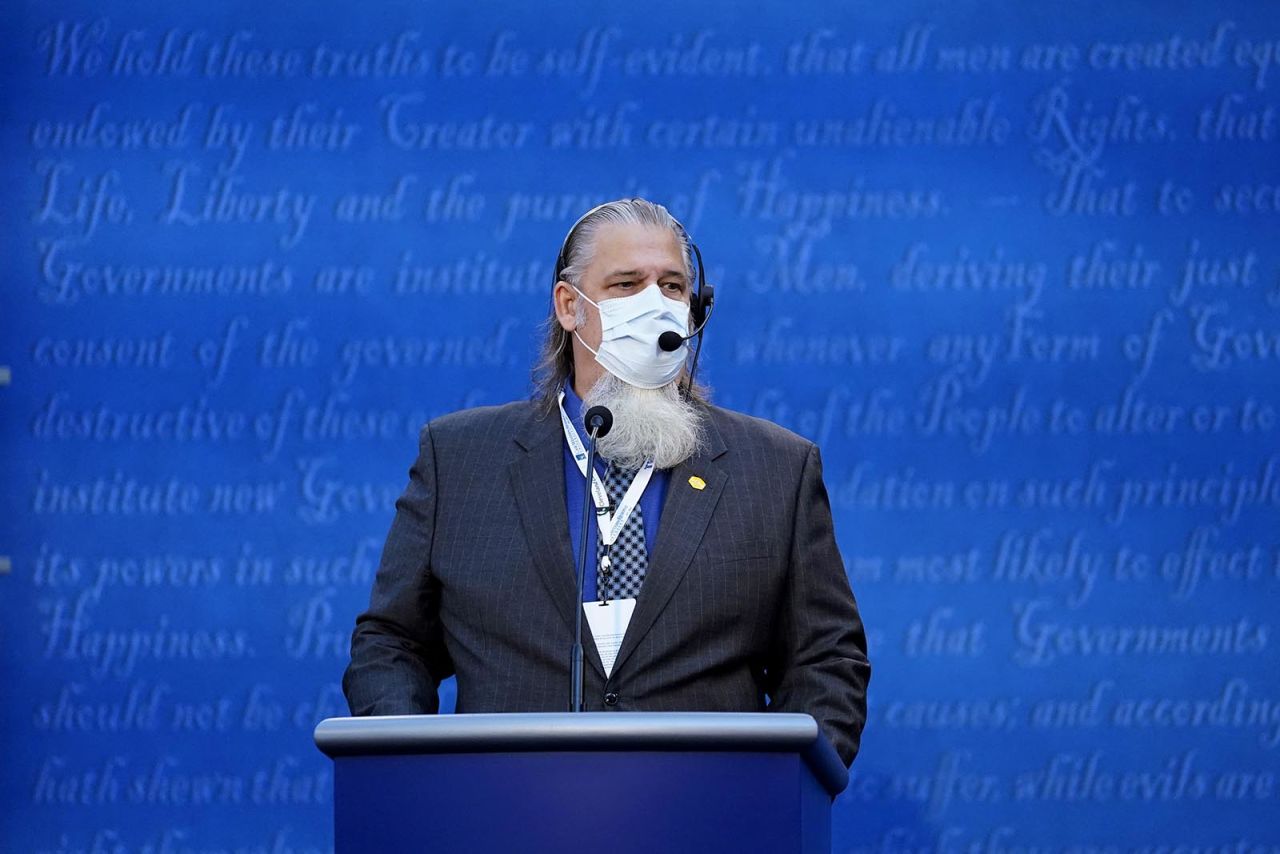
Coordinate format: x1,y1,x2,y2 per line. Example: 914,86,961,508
343,399,871,765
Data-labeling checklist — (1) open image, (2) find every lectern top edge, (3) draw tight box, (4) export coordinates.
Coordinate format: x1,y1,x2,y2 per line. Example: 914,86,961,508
315,711,849,797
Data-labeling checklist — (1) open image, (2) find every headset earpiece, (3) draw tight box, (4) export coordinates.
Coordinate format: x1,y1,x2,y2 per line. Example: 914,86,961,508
692,283,714,329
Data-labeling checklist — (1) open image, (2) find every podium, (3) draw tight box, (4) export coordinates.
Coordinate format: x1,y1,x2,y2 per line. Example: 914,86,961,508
315,712,848,853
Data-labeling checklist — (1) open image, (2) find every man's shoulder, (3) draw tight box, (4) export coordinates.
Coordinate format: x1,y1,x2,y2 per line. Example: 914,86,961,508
701,401,815,458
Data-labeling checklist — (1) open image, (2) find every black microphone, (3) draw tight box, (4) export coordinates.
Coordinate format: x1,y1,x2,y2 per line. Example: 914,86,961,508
571,404,613,712
658,331,685,352
584,405,613,437
658,293,716,352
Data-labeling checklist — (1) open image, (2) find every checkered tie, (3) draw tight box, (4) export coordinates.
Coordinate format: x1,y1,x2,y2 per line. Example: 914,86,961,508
596,464,648,601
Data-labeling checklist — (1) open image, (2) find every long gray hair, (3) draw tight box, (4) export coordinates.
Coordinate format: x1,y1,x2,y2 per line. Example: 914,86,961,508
532,198,707,408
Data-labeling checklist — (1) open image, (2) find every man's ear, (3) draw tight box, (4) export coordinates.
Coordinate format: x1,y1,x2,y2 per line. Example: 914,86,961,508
553,280,577,332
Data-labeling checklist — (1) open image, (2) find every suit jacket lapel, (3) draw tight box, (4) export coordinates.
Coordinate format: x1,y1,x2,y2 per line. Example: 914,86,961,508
508,406,607,681
611,412,728,678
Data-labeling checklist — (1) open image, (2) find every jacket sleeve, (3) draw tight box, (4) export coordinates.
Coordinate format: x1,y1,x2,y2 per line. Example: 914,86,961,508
765,442,872,767
343,423,455,715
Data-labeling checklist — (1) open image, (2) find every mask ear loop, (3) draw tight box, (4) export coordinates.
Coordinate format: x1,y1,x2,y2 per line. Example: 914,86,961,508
555,290,600,363
570,286,602,358
572,285,601,311
572,329,600,358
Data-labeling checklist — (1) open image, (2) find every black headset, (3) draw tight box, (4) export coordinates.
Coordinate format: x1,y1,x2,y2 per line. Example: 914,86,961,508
552,200,716,389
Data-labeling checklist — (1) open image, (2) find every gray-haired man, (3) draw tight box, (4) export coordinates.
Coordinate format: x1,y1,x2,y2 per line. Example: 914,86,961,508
343,198,871,766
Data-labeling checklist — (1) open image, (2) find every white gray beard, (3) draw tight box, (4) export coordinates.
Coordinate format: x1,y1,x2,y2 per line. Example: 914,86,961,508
582,372,705,470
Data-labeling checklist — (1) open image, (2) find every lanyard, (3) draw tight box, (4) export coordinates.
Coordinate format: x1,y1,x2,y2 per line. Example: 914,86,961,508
557,390,654,548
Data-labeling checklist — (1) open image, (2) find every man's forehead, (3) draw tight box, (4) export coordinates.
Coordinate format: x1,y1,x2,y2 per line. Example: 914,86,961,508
605,266,687,279
588,222,685,274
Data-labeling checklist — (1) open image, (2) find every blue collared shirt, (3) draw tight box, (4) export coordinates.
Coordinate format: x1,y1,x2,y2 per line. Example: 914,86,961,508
561,382,670,601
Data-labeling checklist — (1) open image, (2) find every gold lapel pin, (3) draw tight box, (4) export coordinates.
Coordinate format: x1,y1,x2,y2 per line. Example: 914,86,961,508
688,476,706,490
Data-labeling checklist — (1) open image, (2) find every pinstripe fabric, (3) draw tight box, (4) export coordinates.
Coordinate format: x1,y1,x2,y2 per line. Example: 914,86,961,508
343,399,871,766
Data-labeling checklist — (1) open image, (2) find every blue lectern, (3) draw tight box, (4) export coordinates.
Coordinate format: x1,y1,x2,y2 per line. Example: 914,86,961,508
315,712,848,853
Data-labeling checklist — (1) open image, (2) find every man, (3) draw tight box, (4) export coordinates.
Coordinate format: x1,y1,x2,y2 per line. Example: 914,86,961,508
343,198,871,766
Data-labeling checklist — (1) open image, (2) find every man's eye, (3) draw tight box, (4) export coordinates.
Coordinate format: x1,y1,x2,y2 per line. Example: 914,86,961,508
662,282,686,293
614,281,636,288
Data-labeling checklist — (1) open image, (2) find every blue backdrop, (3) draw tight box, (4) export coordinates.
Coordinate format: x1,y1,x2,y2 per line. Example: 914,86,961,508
3,1,1279,850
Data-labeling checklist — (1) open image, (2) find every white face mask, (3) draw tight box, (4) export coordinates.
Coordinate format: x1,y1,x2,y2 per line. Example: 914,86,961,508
573,284,690,389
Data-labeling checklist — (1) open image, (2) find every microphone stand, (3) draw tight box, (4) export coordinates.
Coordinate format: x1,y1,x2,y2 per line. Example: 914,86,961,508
570,406,610,712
